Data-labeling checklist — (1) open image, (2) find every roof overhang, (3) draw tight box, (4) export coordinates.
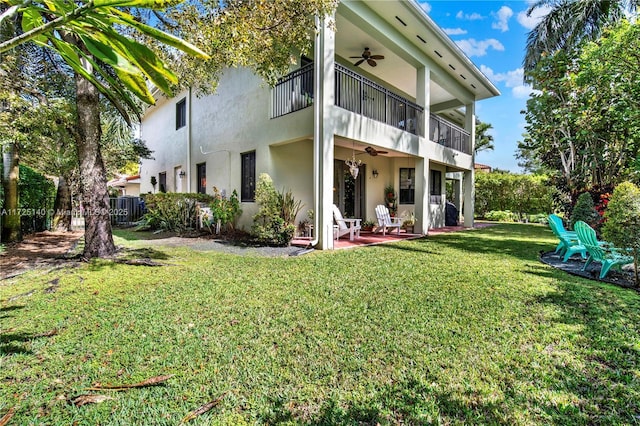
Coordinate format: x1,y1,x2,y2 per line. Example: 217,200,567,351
339,0,500,102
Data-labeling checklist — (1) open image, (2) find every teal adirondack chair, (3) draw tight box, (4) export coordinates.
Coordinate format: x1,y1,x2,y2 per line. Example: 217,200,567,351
574,221,633,279
548,214,578,254
548,215,586,262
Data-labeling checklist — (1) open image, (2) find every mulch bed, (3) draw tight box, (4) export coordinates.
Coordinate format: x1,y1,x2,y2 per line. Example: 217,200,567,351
540,250,637,290
1,231,84,280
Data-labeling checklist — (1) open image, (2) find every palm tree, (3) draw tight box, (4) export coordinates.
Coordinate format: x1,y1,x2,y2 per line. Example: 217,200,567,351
523,0,639,75
475,121,495,154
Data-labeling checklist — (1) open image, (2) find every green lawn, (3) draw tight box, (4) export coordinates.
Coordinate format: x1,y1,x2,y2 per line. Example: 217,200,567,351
1,224,639,425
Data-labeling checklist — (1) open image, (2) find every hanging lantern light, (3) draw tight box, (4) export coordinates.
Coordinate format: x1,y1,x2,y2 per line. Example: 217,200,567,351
345,141,361,179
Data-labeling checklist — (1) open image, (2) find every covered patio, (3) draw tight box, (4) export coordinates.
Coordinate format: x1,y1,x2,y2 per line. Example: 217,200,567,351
291,223,494,250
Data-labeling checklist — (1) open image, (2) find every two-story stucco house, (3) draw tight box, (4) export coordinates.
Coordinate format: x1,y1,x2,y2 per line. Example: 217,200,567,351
139,0,500,250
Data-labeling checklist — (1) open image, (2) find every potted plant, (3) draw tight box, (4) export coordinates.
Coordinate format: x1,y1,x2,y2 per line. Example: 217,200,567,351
402,211,415,233
384,185,397,216
362,219,375,232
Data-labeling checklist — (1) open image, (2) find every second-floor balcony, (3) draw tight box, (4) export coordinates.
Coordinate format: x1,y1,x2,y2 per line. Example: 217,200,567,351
429,114,471,155
272,63,471,154
334,64,423,137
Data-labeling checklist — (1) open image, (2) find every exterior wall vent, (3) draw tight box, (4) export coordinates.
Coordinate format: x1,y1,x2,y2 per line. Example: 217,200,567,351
395,16,407,26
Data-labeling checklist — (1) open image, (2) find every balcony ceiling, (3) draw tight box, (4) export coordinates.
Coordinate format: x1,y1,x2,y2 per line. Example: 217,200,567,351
334,1,499,108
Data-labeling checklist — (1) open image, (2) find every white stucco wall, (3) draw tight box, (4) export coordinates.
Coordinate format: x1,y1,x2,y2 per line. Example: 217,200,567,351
140,68,315,230
140,95,188,195
124,183,140,197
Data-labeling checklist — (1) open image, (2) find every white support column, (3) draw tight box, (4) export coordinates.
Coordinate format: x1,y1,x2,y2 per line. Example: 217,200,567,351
415,65,430,234
416,66,430,139
463,102,476,227
415,158,429,234
453,176,463,222
314,16,336,249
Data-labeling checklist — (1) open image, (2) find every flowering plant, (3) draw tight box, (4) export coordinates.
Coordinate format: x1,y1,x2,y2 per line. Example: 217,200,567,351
590,191,611,230
595,192,611,219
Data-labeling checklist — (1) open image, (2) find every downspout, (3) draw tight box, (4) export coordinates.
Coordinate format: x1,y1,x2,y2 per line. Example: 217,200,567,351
310,16,324,248
186,87,192,193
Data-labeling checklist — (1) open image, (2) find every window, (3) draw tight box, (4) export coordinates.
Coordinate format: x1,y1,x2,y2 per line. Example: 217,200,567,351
196,162,206,194
430,170,442,204
158,172,167,193
241,151,256,202
399,168,415,204
176,98,186,129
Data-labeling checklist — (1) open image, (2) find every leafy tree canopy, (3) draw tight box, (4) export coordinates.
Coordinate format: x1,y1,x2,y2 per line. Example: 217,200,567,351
1,0,210,123
154,0,338,93
519,21,640,202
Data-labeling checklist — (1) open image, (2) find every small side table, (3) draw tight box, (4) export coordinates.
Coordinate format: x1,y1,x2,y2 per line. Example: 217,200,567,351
304,224,314,238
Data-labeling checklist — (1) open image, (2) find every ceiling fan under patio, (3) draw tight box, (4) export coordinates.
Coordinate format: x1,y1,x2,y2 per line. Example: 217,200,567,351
350,47,384,67
363,146,388,156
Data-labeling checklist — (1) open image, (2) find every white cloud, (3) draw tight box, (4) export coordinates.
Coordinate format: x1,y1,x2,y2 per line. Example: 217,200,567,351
444,27,468,36
455,38,504,57
491,6,513,32
480,65,534,99
418,1,431,14
456,10,485,21
517,5,552,30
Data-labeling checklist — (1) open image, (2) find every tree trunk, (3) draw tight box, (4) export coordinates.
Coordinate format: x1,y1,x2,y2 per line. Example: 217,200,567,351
2,142,21,242
52,175,73,232
75,72,116,258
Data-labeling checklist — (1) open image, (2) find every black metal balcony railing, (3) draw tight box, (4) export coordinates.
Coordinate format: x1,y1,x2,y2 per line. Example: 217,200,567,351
272,63,472,154
271,62,314,118
429,114,471,155
334,63,424,136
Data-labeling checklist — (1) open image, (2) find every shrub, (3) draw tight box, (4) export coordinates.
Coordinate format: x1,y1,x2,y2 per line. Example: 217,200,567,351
203,187,242,234
280,188,304,227
251,173,298,246
595,192,611,222
528,213,549,224
138,192,214,234
484,210,517,222
570,192,599,230
19,165,56,234
602,182,640,285
475,172,555,219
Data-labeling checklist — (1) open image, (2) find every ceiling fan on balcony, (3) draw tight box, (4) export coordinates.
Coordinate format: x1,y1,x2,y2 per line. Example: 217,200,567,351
350,47,384,67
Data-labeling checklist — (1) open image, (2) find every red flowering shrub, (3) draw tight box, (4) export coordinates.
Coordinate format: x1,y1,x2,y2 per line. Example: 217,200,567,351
595,192,611,225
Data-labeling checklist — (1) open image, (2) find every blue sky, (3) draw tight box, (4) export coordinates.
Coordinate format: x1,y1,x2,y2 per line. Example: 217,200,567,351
419,0,550,172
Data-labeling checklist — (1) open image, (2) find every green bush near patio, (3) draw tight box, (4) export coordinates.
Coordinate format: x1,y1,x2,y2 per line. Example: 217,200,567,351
1,224,639,424
484,210,518,222
138,192,214,234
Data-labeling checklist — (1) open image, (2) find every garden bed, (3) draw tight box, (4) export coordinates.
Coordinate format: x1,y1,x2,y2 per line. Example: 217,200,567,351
540,251,637,290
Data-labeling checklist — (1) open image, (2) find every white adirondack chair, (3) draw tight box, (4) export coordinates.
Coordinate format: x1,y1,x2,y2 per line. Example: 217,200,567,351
332,204,362,241
375,204,402,236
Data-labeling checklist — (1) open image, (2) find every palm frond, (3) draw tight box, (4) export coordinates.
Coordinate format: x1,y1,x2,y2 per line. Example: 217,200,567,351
524,0,632,76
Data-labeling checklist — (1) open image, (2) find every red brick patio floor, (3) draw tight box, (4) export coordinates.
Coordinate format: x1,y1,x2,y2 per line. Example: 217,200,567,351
291,222,495,250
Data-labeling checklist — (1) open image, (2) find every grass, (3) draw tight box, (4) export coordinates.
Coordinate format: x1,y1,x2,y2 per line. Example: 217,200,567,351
1,223,639,425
